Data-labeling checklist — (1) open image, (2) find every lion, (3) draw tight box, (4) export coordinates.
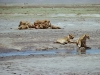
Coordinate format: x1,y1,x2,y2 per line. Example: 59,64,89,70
19,21,29,26
54,34,74,45
76,34,90,49
18,21,32,29
34,20,51,29
33,19,62,29
19,21,32,28
43,20,51,27
18,25,29,30
19,21,26,25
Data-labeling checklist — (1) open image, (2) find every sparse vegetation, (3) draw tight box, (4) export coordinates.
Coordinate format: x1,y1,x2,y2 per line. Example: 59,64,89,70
0,4,100,19
0,4,100,15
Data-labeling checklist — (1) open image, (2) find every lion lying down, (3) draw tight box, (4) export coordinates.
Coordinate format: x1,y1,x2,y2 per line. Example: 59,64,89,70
54,34,75,45
33,20,51,29
18,25,29,30
32,20,61,29
18,20,61,30
18,21,31,30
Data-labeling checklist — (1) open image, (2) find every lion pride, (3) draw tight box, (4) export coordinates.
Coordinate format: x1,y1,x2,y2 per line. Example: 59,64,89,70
54,34,74,45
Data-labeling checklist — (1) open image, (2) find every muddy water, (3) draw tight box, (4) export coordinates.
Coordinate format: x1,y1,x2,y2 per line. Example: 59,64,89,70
0,49,100,57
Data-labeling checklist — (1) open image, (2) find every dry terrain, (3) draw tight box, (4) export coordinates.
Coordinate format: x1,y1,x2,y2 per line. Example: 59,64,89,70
0,5,100,75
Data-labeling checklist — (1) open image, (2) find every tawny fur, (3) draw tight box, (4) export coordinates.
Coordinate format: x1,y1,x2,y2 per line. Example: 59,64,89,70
18,20,61,29
19,21,32,29
33,20,61,29
34,20,51,29
18,25,29,30
55,34,74,45
76,34,90,48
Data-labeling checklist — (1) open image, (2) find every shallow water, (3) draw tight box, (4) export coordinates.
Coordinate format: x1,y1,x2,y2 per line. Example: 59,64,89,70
72,49,100,54
0,49,100,57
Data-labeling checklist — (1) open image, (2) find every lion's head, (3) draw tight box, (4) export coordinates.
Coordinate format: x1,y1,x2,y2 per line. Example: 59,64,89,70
18,25,28,30
85,34,90,39
68,34,74,39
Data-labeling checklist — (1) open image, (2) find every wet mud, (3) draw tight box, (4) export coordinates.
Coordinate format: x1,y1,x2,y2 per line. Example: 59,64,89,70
0,48,100,57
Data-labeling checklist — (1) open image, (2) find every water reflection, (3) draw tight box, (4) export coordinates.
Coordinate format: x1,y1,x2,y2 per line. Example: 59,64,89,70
0,49,100,57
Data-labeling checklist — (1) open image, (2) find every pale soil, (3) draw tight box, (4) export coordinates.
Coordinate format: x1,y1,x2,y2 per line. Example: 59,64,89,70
0,17,100,51
0,55,100,75
0,14,100,75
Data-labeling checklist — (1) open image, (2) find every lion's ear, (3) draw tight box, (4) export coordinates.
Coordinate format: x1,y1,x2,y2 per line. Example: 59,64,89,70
69,34,72,36
85,34,88,36
84,34,86,36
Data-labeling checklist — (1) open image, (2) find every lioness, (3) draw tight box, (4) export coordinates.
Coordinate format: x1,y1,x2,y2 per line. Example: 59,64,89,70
18,25,29,30
54,34,74,45
76,34,90,48
19,21,32,28
19,21,30,26
34,20,51,29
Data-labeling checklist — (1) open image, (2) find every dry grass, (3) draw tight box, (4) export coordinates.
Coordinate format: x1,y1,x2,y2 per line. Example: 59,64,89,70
0,4,100,14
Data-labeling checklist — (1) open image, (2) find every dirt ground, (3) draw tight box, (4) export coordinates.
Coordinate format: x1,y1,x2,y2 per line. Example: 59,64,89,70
0,17,100,51
0,5,100,75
